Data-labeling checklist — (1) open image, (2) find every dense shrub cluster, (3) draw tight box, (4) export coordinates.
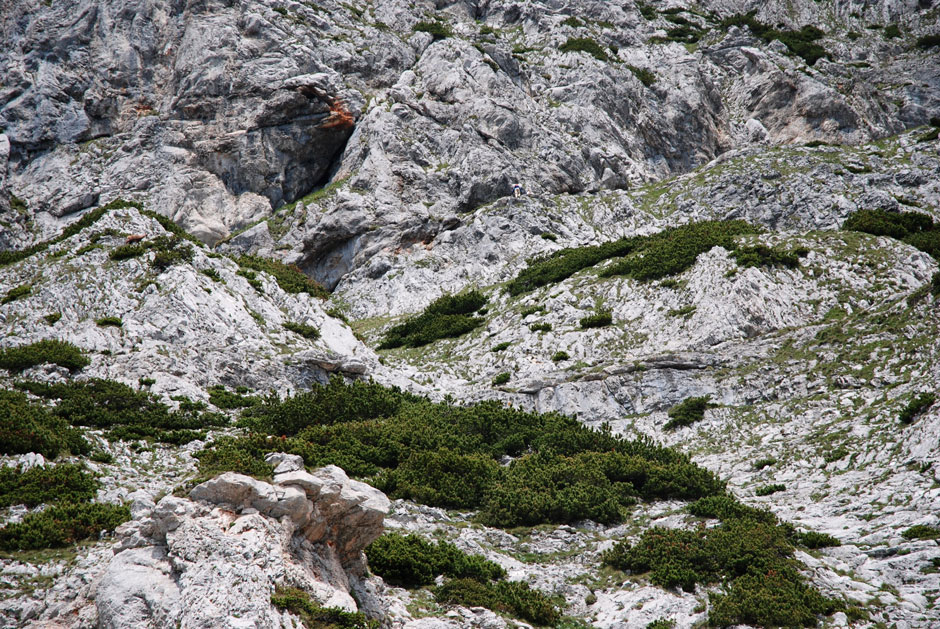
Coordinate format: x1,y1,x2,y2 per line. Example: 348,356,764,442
0,463,97,508
0,502,131,551
794,531,841,549
435,578,560,626
271,586,377,629
664,396,713,431
733,245,803,269
559,37,609,61
379,291,487,349
367,533,557,626
0,390,89,457
720,12,829,64
604,495,840,626
236,255,329,298
17,378,226,444
754,483,786,496
207,385,260,410
366,533,505,587
0,339,89,373
901,525,940,540
506,220,760,295
843,209,940,260
198,377,724,527
491,372,511,386
916,34,940,49
899,392,936,424
150,236,194,271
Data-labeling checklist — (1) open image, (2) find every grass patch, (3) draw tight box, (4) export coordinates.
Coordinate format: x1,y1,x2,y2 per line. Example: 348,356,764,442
0,339,89,373
379,291,486,349
95,317,123,328
237,255,328,298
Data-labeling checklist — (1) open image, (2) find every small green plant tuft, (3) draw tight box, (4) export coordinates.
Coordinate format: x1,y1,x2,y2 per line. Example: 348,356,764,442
200,268,224,283
43,312,61,325
794,531,841,549
414,20,452,40
755,483,786,496
752,457,777,470
580,310,612,329
559,37,609,61
237,255,328,298
366,532,505,587
271,586,377,628
917,34,940,49
95,317,123,328
664,396,712,431
551,351,569,362
283,321,320,340
1,284,31,305
492,372,511,386
626,65,656,87
899,392,936,424
529,322,552,332
109,244,147,261
491,341,511,352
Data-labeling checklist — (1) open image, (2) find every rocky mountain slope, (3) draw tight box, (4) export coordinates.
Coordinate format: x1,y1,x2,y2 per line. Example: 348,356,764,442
2,0,940,627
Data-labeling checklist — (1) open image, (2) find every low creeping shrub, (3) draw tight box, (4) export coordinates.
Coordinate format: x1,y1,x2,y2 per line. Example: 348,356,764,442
271,586,377,628
551,351,569,362
207,385,261,410
491,341,511,352
237,255,328,298
283,321,320,340
720,12,829,64
379,291,487,349
664,396,712,431
0,390,89,458
366,532,505,587
899,392,936,424
605,495,840,626
732,245,802,269
0,502,130,550
0,339,89,373
579,310,612,329
491,372,511,386
198,377,725,528
95,316,123,328
17,378,226,444
755,483,786,496
794,531,841,549
435,578,560,627
414,20,452,40
843,209,940,261
559,37,609,61
1,284,31,305
0,463,98,508
901,524,940,540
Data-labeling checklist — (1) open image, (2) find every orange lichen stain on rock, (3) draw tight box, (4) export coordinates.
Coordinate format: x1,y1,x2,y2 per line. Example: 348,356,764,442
320,99,355,130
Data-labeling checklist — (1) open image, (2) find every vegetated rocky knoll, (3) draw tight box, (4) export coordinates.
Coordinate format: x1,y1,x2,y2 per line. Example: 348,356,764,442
2,0,940,628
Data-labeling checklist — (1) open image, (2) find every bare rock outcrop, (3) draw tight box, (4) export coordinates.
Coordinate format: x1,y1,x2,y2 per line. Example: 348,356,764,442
96,458,390,629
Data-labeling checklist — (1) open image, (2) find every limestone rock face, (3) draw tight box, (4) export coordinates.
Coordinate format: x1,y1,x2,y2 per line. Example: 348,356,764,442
96,460,390,629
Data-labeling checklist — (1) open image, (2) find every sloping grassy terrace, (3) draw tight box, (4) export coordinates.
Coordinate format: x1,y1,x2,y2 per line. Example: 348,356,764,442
197,377,846,627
